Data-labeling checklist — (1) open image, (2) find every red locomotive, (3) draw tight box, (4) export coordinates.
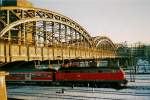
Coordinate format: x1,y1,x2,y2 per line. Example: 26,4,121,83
56,67,127,87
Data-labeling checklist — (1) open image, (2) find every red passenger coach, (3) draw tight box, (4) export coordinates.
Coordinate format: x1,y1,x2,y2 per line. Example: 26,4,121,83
6,69,55,84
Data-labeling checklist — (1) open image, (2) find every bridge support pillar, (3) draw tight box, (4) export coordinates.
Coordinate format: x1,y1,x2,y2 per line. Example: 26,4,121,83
0,72,9,100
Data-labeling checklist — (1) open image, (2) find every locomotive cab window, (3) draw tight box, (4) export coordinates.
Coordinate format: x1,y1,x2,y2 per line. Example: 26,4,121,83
98,61,108,67
98,60,120,68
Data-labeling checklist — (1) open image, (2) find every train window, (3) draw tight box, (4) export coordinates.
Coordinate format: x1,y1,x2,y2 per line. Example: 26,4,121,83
64,70,70,73
98,70,102,73
97,60,120,68
98,61,108,67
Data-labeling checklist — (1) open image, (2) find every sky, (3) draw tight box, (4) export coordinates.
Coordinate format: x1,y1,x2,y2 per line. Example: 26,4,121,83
28,0,150,44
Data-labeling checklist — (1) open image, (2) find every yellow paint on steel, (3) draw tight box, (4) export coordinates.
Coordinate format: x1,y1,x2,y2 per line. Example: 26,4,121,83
0,6,117,62
94,36,116,49
0,6,93,47
0,71,9,100
0,17,93,47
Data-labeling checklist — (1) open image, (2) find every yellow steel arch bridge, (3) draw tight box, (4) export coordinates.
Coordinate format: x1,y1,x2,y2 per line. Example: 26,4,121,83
0,6,116,63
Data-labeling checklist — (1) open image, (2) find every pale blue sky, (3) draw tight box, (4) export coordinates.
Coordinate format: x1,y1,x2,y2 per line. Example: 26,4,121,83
29,0,150,43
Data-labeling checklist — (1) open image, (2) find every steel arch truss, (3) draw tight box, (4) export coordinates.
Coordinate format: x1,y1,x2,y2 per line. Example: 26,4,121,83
0,7,93,48
0,7,116,62
94,36,116,54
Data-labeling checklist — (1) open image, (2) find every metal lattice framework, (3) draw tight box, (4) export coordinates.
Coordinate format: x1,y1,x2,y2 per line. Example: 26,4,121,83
0,6,116,62
0,7,93,47
94,36,116,54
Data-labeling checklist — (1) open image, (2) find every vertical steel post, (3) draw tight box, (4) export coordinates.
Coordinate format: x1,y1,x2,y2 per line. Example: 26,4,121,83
0,72,9,100
7,10,10,41
52,22,55,60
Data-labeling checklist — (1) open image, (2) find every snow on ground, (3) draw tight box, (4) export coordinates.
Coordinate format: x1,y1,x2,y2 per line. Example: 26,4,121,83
136,59,150,73
7,74,150,100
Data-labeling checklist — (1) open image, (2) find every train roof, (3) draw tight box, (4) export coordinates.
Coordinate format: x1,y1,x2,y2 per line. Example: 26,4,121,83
58,67,120,71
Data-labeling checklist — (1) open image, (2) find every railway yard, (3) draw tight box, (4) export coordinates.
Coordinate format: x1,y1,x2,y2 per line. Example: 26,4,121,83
7,74,150,100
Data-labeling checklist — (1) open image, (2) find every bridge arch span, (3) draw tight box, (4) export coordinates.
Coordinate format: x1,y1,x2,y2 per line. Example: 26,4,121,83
0,7,93,47
94,36,116,51
0,6,116,62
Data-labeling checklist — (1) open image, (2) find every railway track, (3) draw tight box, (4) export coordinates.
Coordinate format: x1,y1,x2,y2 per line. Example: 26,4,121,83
8,84,150,100
8,90,119,100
